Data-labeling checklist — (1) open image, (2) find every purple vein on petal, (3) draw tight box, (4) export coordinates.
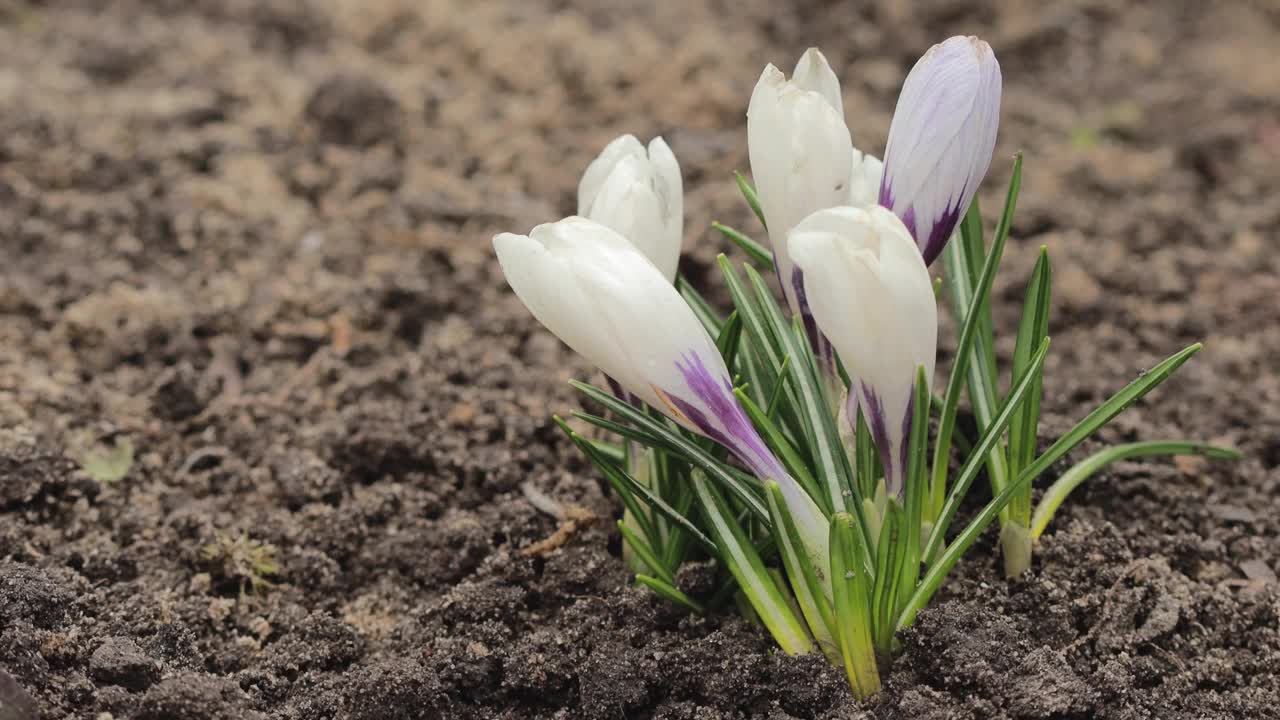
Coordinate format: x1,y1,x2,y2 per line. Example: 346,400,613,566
860,382,900,499
898,390,915,495
665,351,788,482
790,266,834,370
919,197,964,266
878,179,894,210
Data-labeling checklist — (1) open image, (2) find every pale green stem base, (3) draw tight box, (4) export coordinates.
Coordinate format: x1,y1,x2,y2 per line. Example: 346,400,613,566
1000,522,1033,578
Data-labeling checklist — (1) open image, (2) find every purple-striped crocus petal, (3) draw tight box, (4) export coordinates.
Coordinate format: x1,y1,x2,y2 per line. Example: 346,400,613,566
856,381,916,499
790,266,835,374
878,36,1002,266
657,351,789,482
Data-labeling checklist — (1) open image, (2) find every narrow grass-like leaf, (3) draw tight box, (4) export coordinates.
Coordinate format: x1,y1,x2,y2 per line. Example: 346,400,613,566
617,520,675,585
855,409,879,502
713,222,774,269
922,338,1050,563
717,255,806,442
933,155,1022,516
766,481,837,660
830,512,882,700
870,503,904,653
765,354,791,420
896,368,932,611
556,416,716,554
734,171,767,230
693,473,813,655
738,390,829,515
555,416,655,531
1031,440,1241,538
716,310,744,370
636,575,705,613
587,439,626,466
1007,246,1052,522
570,381,770,523
745,264,853,515
901,342,1203,630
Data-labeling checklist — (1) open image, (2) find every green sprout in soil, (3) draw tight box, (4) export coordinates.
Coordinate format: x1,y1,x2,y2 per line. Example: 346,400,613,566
201,532,279,597
492,37,1239,699
75,436,134,485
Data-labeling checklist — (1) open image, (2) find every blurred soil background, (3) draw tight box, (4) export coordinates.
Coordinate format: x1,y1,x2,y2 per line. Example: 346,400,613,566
1,0,1279,718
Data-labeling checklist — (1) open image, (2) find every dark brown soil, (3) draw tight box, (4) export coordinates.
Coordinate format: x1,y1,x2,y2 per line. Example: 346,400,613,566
2,1,1278,718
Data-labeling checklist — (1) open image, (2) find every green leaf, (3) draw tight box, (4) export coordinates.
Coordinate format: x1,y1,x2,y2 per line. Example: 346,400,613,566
713,222,774,269
555,417,657,535
693,473,813,655
738,390,828,515
617,520,676,585
765,354,791,420
744,264,854,516
636,574,705,613
1030,440,1241,538
870,502,904,653
896,367,932,611
855,408,879,502
1007,246,1052,523
921,338,1051,564
933,154,1022,516
901,342,1203,630
829,512,882,700
717,255,805,442
735,171,767,230
556,415,716,555
570,381,771,523
766,481,838,660
587,439,626,466
716,310,745,370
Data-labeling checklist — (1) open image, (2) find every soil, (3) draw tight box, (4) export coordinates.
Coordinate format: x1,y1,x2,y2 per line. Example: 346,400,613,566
2,1,1278,718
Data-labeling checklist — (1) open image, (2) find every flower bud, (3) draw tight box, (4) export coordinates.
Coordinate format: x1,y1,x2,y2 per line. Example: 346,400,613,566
747,49,853,318
879,36,1002,266
578,135,684,281
788,206,938,498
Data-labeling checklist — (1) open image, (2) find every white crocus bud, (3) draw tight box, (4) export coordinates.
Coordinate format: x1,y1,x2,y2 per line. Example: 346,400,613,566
577,135,683,281
848,148,884,209
746,48,853,319
788,206,938,499
879,35,1002,266
495,217,829,571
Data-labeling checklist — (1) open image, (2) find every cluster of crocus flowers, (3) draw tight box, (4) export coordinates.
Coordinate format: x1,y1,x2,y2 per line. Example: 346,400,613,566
496,34,1003,692
497,33,1001,581
492,33,1232,702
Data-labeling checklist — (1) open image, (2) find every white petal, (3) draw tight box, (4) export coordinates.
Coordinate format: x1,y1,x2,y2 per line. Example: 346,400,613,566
848,148,884,208
646,136,684,280
789,206,936,495
584,155,668,276
747,59,852,314
791,47,843,116
577,134,645,215
494,226,646,401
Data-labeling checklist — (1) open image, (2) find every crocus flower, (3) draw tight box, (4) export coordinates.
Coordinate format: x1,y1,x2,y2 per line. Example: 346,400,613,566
495,217,829,567
878,36,1002,266
746,48,853,323
577,134,684,281
788,206,938,499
